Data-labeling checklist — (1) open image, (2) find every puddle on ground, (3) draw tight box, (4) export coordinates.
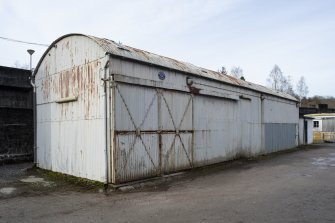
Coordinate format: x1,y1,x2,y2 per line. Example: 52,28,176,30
0,187,16,195
20,176,55,187
312,153,335,169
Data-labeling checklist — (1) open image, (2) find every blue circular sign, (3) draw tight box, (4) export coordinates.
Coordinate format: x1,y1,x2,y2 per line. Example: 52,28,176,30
158,71,165,80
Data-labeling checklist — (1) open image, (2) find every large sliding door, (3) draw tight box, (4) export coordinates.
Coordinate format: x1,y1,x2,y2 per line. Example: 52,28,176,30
113,83,193,183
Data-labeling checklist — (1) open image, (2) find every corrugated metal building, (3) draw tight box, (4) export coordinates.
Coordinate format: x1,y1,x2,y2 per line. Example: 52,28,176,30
34,34,299,184
0,66,33,162
305,114,335,142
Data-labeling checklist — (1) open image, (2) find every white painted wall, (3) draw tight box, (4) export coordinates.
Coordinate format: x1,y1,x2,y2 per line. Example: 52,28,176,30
299,118,314,145
307,119,313,144
312,118,322,132
36,35,108,182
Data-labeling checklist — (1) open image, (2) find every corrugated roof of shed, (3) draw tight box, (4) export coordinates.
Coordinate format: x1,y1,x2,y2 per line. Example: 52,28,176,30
35,34,298,102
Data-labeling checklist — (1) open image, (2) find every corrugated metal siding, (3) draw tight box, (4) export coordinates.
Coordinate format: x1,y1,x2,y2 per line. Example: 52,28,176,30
322,119,335,132
160,90,193,173
110,58,256,101
193,95,263,166
114,84,158,132
114,81,302,183
115,133,160,182
264,123,297,152
114,83,194,183
193,95,239,166
263,98,298,124
114,84,160,182
115,82,249,183
111,64,299,183
161,133,193,173
34,34,300,184
238,97,262,156
36,36,108,182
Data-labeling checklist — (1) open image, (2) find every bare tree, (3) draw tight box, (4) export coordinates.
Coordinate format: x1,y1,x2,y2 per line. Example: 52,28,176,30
230,66,243,79
218,66,227,75
267,65,284,91
296,76,309,100
283,75,295,95
267,65,296,97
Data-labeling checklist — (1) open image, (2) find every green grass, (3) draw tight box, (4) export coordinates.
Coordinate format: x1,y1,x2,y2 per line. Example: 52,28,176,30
34,167,104,190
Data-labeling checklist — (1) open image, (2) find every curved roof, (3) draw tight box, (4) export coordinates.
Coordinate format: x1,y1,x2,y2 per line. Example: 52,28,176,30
35,33,298,102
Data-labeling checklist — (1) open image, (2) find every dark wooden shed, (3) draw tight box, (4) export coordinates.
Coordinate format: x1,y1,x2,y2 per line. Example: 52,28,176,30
0,66,33,162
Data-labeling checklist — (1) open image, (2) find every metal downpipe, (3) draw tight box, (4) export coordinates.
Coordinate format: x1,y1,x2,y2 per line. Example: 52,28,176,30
30,76,37,164
103,59,110,189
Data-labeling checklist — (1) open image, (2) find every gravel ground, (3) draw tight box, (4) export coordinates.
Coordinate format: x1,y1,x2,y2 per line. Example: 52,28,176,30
0,162,34,183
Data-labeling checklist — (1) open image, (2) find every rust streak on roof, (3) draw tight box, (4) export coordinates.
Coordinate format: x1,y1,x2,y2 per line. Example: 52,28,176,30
34,33,298,102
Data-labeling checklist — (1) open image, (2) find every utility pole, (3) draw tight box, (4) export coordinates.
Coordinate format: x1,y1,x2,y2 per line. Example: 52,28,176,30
27,49,36,164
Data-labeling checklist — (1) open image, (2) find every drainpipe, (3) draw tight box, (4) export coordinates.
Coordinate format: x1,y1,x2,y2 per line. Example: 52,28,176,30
260,94,265,152
31,75,37,164
27,49,37,164
103,59,110,189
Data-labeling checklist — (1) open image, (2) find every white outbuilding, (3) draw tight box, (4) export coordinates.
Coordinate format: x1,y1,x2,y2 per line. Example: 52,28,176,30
305,114,335,143
298,116,313,145
34,34,299,184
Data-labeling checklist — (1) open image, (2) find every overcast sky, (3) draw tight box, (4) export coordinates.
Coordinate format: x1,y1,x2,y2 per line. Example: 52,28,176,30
1,0,334,96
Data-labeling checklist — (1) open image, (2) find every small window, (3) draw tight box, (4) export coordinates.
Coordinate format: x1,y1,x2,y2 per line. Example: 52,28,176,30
313,121,319,128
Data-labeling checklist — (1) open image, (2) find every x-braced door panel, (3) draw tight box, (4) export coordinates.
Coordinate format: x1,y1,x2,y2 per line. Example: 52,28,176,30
159,90,193,173
161,133,193,173
114,84,160,182
114,83,193,183
116,133,160,182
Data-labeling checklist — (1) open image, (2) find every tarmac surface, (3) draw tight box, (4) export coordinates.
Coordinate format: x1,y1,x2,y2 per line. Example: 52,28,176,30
1,144,335,223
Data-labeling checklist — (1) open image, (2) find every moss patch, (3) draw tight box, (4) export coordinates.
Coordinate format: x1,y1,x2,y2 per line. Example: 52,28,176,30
32,167,104,191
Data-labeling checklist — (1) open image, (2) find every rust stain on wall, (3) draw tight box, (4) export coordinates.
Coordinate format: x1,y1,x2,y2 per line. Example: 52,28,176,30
41,65,50,100
39,58,102,121
188,85,201,95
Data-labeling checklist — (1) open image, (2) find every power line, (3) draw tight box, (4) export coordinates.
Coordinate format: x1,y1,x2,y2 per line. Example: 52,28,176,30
0,36,49,47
